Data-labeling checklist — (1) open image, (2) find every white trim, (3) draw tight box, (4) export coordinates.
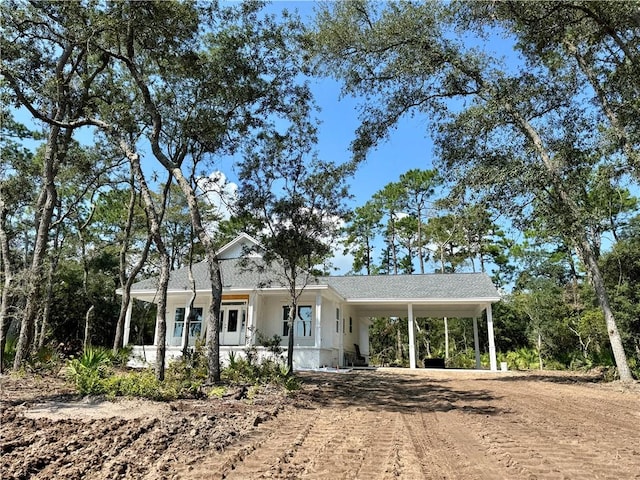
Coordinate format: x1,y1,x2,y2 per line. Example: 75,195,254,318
345,297,501,304
408,304,416,369
487,304,497,371
314,293,322,348
123,301,133,346
216,232,263,258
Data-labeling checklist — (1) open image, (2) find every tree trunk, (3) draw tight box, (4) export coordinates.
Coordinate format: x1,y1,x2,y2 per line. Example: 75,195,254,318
13,125,65,370
166,169,222,383
155,255,170,381
205,246,222,383
183,237,197,358
0,200,13,374
396,324,403,363
287,299,296,372
38,250,59,349
113,174,152,354
117,34,227,382
575,237,632,381
509,104,634,382
537,331,543,370
83,305,94,349
567,41,640,179
125,145,171,381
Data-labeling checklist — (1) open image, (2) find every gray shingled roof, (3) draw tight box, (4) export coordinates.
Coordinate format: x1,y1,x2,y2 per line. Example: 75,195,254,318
129,258,289,292
131,258,499,301
321,273,499,300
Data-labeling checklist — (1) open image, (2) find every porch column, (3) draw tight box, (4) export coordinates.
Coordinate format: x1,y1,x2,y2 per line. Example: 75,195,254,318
123,300,133,346
247,293,256,345
182,300,191,352
473,317,481,369
153,310,160,346
408,303,416,369
314,293,322,348
487,304,497,371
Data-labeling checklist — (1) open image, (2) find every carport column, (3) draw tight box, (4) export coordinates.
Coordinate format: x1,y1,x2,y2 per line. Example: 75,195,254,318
487,304,497,371
408,303,416,369
473,317,481,369
123,300,133,346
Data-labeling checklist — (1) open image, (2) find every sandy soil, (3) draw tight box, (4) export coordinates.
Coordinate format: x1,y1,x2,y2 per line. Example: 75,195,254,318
2,368,639,479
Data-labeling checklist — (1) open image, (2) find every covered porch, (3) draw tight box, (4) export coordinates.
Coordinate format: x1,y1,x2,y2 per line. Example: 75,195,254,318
325,273,501,371
350,300,498,371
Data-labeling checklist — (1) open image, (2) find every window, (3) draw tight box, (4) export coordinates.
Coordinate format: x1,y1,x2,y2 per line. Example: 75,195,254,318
189,308,203,337
173,308,185,338
349,317,353,334
174,307,202,338
228,309,238,332
282,305,312,337
336,308,340,333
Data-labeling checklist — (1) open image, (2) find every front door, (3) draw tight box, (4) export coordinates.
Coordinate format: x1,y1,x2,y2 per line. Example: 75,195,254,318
219,304,244,345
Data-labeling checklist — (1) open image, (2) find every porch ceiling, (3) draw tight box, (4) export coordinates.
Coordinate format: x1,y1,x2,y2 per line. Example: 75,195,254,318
350,301,490,319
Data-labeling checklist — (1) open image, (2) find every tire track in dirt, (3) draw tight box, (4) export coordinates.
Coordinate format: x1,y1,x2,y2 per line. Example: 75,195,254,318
457,380,640,479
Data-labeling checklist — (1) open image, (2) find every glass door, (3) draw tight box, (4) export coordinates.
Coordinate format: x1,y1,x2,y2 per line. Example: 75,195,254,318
219,304,244,345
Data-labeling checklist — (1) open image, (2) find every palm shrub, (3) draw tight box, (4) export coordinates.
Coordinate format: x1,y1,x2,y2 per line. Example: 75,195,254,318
505,347,541,370
65,346,112,395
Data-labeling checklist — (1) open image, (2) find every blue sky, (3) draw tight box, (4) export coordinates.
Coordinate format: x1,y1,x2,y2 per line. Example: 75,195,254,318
215,1,440,210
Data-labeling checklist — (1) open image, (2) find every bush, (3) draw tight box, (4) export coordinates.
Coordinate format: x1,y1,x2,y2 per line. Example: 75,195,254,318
102,370,164,399
66,341,300,400
222,354,301,392
65,347,112,395
26,345,62,373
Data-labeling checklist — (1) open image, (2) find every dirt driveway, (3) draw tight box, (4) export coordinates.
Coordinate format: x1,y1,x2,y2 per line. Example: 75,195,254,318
2,368,639,479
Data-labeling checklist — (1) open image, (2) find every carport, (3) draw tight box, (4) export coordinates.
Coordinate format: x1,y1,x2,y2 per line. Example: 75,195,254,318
325,273,502,370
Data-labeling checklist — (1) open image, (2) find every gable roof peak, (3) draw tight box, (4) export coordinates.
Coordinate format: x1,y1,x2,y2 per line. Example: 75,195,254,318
216,232,264,260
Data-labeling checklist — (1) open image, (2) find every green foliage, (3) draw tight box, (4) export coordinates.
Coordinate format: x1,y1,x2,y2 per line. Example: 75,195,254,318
102,370,166,400
25,345,61,373
65,347,113,395
222,354,301,392
207,385,227,399
110,345,133,368
257,332,284,359
2,337,17,370
503,348,540,371
446,349,481,369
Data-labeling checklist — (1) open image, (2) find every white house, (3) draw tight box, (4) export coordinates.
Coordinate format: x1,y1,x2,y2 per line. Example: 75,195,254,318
121,233,502,370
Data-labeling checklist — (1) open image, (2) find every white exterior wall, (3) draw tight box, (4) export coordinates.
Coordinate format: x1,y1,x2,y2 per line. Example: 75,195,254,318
128,288,370,370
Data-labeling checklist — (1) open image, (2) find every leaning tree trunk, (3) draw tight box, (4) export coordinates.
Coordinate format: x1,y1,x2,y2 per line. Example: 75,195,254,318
575,237,632,381
122,49,225,382
124,143,171,381
38,246,60,349
113,173,153,354
182,236,197,358
510,104,634,382
14,126,64,370
166,167,223,383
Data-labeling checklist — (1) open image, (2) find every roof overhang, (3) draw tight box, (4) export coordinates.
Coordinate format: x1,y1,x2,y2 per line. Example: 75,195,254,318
347,297,500,319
